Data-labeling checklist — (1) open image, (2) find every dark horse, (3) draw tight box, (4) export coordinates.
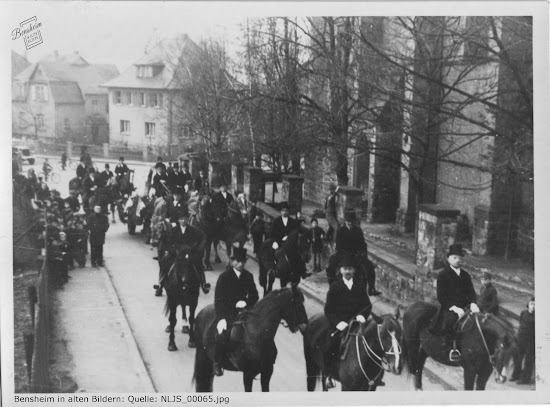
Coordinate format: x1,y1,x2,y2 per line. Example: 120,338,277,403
259,228,312,296
191,202,248,270
303,310,403,391
111,170,135,223
402,302,517,391
193,285,308,392
162,247,203,351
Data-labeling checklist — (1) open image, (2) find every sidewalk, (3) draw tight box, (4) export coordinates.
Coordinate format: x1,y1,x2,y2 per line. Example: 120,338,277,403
52,264,155,393
35,153,154,168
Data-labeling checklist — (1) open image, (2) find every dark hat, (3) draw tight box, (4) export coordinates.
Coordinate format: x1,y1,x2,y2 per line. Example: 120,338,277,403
280,201,290,210
344,211,356,222
530,296,535,302
105,163,110,169
329,183,337,191
481,271,492,280
174,185,185,195
447,244,465,257
176,207,190,219
157,156,163,161
173,162,179,168
231,247,247,262
119,156,124,161
339,254,356,269
89,168,96,174
311,217,318,224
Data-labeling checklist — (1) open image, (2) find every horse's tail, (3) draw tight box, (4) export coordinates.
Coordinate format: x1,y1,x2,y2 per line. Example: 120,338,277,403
163,297,170,318
303,332,319,392
400,331,411,376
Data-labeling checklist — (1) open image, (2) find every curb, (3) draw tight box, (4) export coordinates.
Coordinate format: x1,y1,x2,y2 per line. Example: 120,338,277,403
100,264,157,392
245,247,458,391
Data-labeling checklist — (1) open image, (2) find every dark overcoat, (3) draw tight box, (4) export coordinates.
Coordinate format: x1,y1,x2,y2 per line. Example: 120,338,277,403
518,310,535,347
436,265,477,310
478,283,499,314
335,225,367,254
212,191,234,219
86,212,110,245
325,277,372,328
271,216,299,245
214,265,259,323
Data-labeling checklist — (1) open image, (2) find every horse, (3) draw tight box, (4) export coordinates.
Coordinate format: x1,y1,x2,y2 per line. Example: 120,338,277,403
259,227,312,296
303,310,402,391
191,202,248,270
192,285,309,392
111,170,135,223
402,302,518,391
125,194,151,238
161,246,202,351
68,176,82,196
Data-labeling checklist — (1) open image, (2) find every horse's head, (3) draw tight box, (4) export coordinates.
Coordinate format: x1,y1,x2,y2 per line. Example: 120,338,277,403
280,284,308,333
297,227,312,264
375,308,403,375
168,247,199,289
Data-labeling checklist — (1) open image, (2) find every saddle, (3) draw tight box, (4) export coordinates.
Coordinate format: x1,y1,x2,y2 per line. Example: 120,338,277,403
427,308,471,362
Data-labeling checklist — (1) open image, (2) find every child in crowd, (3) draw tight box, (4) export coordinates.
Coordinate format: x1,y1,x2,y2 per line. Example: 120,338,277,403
478,271,499,315
511,297,535,385
309,218,326,272
250,212,266,255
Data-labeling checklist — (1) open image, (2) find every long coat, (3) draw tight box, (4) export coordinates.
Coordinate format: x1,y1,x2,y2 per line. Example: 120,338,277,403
214,265,259,323
271,216,299,245
478,283,499,314
518,310,535,347
212,191,234,219
86,212,110,245
166,198,188,222
436,265,477,310
115,163,129,178
325,277,372,328
335,225,367,254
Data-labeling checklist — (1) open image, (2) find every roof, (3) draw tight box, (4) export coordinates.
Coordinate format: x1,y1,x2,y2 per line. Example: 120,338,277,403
11,51,30,79
102,34,202,90
49,81,84,104
15,60,119,95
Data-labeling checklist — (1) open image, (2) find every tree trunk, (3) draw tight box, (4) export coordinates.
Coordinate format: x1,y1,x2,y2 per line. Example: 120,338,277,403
335,152,349,185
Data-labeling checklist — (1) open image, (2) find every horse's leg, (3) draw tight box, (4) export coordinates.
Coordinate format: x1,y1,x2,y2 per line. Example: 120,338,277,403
188,298,198,348
414,346,429,391
475,363,493,391
243,370,256,392
304,336,319,392
463,365,476,390
194,346,214,392
204,236,213,270
267,270,274,295
260,364,274,392
181,304,189,334
168,304,178,351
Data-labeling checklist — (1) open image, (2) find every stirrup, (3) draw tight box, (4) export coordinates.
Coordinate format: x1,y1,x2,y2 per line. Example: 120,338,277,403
449,348,461,362
325,376,336,389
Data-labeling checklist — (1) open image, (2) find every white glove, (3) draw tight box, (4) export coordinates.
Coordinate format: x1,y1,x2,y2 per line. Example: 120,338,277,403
336,321,349,331
356,315,367,323
272,242,279,250
171,222,177,227
236,300,247,309
470,303,480,313
449,306,465,318
217,319,227,334
282,236,288,241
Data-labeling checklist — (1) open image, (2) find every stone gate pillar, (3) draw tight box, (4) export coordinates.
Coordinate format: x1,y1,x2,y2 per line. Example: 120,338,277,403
208,160,220,189
281,175,304,215
336,186,364,227
416,204,460,274
244,167,263,202
232,163,245,194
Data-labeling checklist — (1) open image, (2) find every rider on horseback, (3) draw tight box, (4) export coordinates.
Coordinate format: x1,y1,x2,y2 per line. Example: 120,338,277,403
328,211,382,296
155,207,210,296
213,247,259,377
324,254,372,389
270,202,311,280
115,157,130,181
428,244,479,362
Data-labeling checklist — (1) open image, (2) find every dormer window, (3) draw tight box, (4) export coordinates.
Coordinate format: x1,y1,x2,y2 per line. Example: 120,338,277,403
137,65,154,78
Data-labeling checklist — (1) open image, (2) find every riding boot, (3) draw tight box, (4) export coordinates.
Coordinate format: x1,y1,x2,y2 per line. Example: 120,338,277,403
325,331,341,389
196,262,211,294
214,334,226,376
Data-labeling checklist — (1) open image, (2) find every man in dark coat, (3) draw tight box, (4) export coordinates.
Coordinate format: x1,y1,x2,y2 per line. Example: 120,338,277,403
155,156,166,172
115,157,130,180
178,166,193,190
152,167,168,195
429,244,479,361
166,166,179,193
211,183,234,221
324,254,372,388
213,247,259,376
165,186,187,223
270,202,310,280
76,159,87,179
477,272,499,314
511,297,535,384
86,204,110,267
328,212,381,296
97,163,114,188
194,169,209,194
82,169,99,211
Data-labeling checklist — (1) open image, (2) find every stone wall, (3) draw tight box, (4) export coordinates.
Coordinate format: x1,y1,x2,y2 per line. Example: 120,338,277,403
303,147,337,204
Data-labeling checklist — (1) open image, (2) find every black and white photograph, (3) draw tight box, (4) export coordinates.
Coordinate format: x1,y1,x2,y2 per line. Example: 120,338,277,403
1,1,548,405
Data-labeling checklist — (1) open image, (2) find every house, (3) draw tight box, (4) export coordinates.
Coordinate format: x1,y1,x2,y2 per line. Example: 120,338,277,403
102,34,204,157
12,51,119,145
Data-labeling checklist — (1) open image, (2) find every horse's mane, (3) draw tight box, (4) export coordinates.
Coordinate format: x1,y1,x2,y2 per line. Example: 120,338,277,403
253,287,304,314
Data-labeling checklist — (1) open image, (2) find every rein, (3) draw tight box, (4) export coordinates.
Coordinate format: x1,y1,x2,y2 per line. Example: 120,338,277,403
474,313,499,374
346,321,385,390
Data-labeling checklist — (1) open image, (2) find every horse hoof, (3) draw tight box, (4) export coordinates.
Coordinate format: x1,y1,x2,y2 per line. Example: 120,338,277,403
214,257,222,264
182,326,190,334
165,325,171,333
188,339,196,348
168,343,178,352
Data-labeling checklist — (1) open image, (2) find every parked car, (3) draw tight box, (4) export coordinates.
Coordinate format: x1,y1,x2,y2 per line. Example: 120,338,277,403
12,144,35,165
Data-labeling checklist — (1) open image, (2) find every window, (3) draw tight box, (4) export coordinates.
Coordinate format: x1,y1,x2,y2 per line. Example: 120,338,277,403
145,122,156,138
138,92,145,106
137,65,154,78
157,93,163,108
92,100,99,113
32,85,48,101
179,124,191,139
37,114,45,130
120,120,130,134
149,93,157,107
18,84,25,98
114,91,122,104
124,92,132,105
64,118,71,131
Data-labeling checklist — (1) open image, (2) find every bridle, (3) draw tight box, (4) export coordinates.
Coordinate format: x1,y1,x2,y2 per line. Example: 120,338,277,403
473,313,500,376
